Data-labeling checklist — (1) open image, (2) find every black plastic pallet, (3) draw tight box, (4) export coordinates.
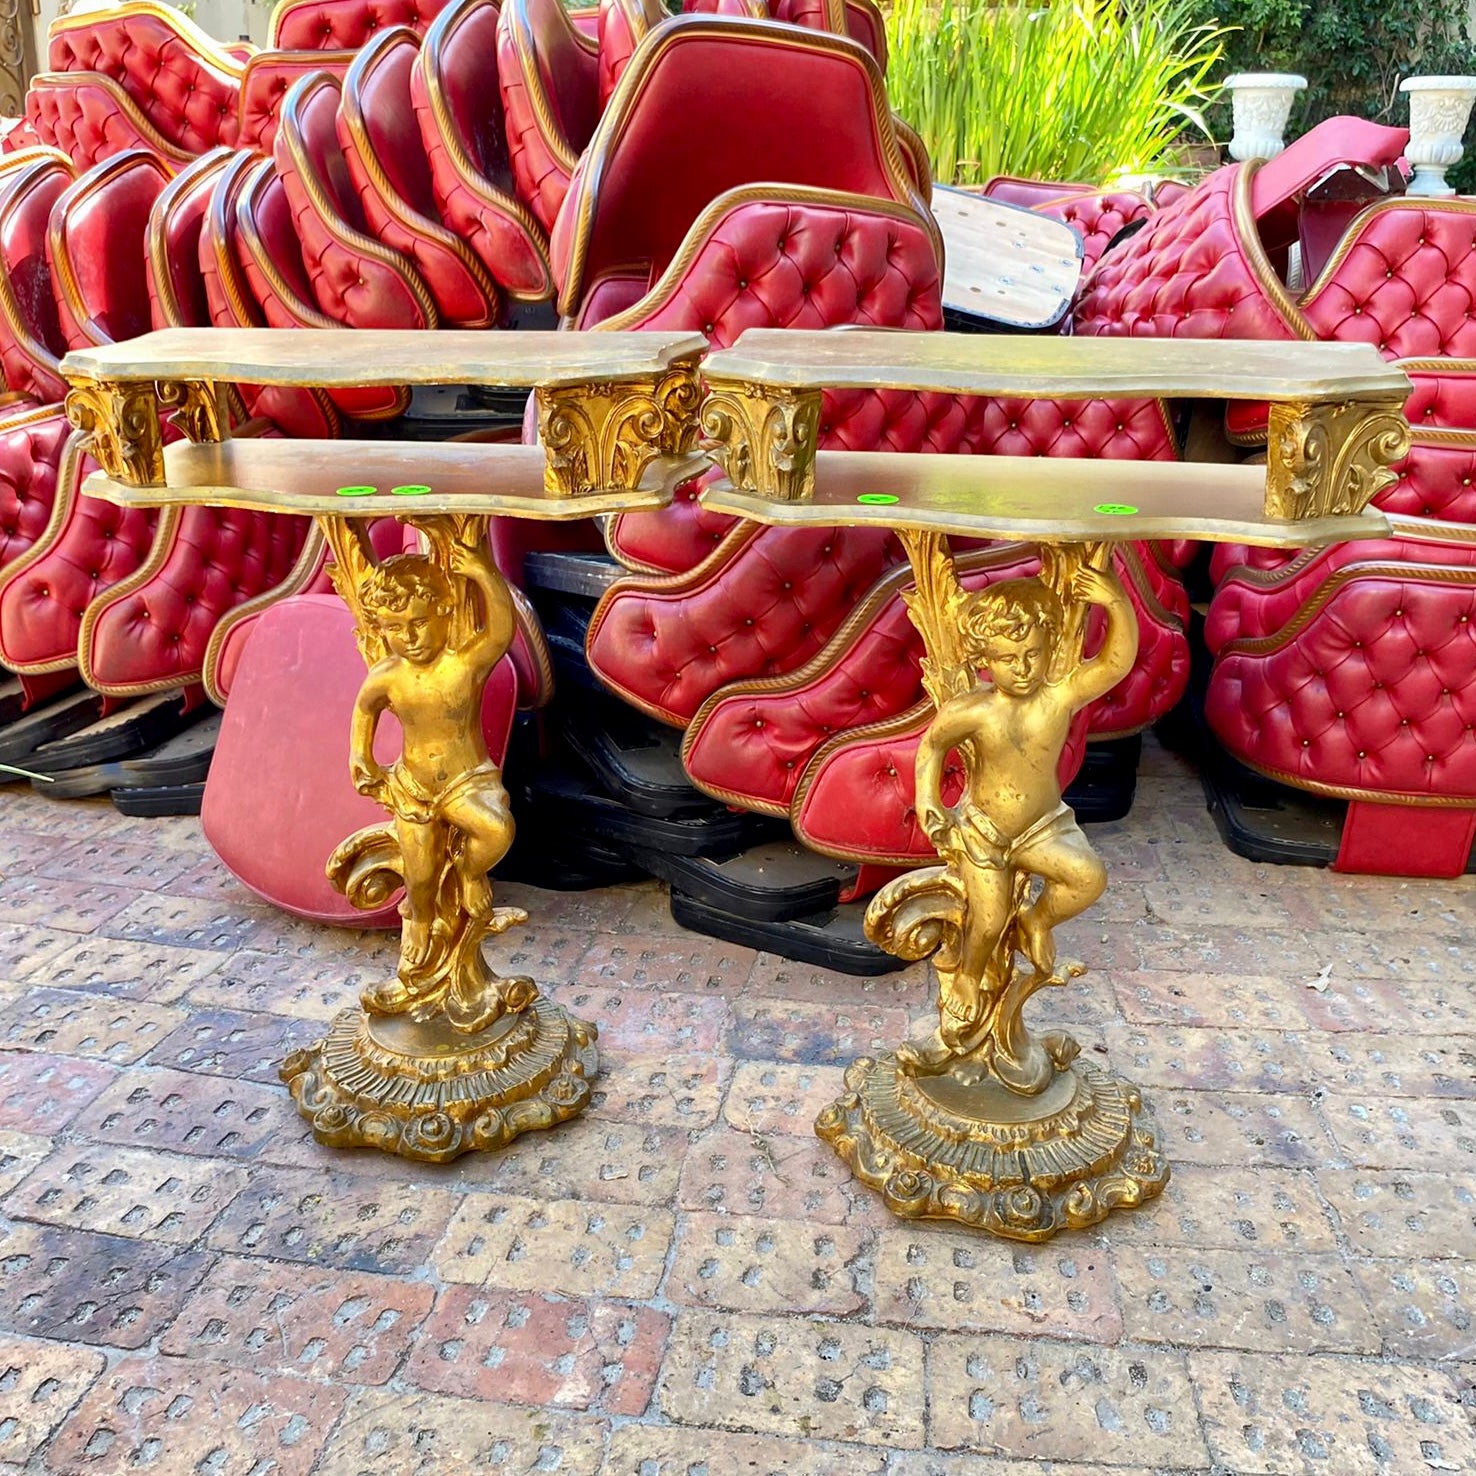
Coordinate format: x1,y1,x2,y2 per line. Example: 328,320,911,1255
112,782,205,817
628,839,856,923
670,887,901,976
1065,734,1142,824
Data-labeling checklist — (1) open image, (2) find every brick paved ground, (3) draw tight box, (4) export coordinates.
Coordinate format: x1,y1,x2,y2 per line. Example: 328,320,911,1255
0,737,1473,1475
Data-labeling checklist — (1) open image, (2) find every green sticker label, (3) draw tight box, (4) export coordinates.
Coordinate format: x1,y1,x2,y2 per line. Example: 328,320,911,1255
857,493,900,505
391,484,432,497
334,485,377,498
1093,502,1139,516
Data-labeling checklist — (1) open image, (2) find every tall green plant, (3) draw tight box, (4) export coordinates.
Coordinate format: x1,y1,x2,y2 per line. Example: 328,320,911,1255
886,0,1230,187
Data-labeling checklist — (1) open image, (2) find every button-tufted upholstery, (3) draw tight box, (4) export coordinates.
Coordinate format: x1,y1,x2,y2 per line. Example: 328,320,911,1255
236,49,355,153
233,155,408,424
269,0,454,48
1205,539,1476,830
273,69,439,336
337,26,501,327
577,187,1183,873
497,0,600,233
410,0,554,301
550,17,933,320
197,151,344,440
23,71,195,176
791,702,1089,864
0,406,72,575
47,2,245,156
0,433,159,676
49,149,169,352
0,153,74,405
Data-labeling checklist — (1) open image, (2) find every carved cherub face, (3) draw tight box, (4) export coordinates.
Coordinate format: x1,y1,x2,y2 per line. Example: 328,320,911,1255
981,628,1049,696
363,558,453,666
962,579,1062,697
380,596,449,665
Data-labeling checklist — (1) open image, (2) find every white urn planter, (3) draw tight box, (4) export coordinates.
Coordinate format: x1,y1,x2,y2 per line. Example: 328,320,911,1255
1401,76,1476,197
1224,73,1307,162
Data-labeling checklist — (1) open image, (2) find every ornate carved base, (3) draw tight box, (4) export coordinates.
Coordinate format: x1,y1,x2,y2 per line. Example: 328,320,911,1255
815,1035,1168,1241
281,996,599,1163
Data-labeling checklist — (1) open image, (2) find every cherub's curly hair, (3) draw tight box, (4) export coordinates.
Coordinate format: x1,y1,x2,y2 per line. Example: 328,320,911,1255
960,577,1062,656
361,556,453,616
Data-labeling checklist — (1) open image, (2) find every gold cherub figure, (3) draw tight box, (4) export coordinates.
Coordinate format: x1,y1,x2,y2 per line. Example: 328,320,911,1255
324,515,533,1035
866,537,1138,1095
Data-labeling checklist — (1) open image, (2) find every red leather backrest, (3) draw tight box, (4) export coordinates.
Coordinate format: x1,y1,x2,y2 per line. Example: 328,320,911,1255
426,0,512,186
47,7,242,153
0,159,71,376
237,49,354,152
841,0,883,62
270,0,453,48
554,17,923,316
240,157,326,317
49,150,169,346
285,69,366,229
682,0,768,12
597,0,657,107
345,28,438,216
145,148,231,330
521,0,600,152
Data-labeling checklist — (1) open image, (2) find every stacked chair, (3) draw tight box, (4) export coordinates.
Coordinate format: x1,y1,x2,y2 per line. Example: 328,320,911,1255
1074,118,1476,876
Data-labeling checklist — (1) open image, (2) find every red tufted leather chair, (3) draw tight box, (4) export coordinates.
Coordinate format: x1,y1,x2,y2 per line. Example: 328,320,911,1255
268,0,454,48
572,186,1183,872
981,176,1156,275
273,69,439,339
410,0,554,303
74,147,312,703
0,151,74,407
596,0,662,107
550,17,932,323
22,71,196,176
196,150,344,440
0,407,72,580
337,26,501,327
496,0,600,233
236,48,355,153
47,149,168,352
46,1,245,156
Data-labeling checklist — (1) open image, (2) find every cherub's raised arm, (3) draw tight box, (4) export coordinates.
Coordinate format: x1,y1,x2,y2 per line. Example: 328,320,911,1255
1063,564,1139,709
450,540,516,665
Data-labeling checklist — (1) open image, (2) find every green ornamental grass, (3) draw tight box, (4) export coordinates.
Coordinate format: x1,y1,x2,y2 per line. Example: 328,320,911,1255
886,0,1231,187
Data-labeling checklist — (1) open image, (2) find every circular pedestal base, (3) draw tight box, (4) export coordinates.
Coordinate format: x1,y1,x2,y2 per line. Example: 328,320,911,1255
815,1044,1168,1241
280,997,599,1162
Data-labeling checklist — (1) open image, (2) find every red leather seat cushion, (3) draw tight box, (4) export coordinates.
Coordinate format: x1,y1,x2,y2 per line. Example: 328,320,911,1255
202,593,519,925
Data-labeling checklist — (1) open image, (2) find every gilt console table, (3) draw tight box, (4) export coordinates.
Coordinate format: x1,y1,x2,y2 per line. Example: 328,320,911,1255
61,327,706,1163
700,329,1407,1240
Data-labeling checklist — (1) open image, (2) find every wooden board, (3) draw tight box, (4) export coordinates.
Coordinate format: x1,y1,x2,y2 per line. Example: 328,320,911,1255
931,187,1081,331
706,330,1411,402
62,328,708,389
81,440,705,520
700,449,1391,549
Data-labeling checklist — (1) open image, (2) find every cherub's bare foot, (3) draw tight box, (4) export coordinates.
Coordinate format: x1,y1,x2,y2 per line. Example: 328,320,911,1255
399,917,433,971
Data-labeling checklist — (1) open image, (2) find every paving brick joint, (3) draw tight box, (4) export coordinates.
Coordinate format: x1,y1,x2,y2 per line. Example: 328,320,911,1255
0,739,1473,1474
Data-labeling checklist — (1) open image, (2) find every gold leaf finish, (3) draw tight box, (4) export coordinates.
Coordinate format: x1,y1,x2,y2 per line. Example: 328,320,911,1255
536,357,704,496
1265,396,1412,519
815,533,1168,1239
700,379,822,501
281,511,599,1160
65,377,167,486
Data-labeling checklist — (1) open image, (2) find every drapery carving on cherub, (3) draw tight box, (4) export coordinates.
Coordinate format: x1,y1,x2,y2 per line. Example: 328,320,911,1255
320,512,535,1036
864,532,1138,1094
